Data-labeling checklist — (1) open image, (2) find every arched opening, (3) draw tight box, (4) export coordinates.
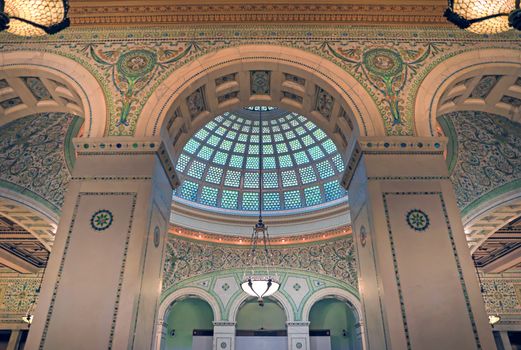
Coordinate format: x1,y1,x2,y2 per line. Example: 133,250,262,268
236,297,287,332
163,297,214,350
309,298,362,350
235,296,288,350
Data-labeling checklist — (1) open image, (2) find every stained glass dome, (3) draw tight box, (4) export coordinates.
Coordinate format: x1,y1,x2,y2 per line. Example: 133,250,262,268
172,107,348,214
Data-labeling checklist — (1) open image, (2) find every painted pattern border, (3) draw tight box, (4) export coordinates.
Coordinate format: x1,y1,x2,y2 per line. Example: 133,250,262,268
39,192,137,350
382,191,481,350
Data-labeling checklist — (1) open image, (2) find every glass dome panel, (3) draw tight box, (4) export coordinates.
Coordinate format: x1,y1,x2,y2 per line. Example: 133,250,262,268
173,107,348,214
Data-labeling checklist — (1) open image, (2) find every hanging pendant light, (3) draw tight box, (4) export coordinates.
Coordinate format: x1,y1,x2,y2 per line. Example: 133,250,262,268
241,107,280,306
444,0,521,34
0,0,70,37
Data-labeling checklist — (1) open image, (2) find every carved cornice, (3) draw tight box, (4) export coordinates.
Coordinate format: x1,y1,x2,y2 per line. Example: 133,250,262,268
170,224,351,246
68,1,449,27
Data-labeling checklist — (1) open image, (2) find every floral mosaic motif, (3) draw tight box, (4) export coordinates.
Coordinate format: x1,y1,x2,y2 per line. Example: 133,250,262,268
0,97,22,109
221,283,230,291
441,111,521,210
21,77,52,101
470,75,501,99
322,42,442,135
86,44,198,132
500,95,521,107
406,209,430,231
293,283,301,291
0,274,40,315
482,279,521,314
90,209,113,231
0,112,76,212
315,87,334,119
186,87,207,118
250,70,270,95
163,236,357,291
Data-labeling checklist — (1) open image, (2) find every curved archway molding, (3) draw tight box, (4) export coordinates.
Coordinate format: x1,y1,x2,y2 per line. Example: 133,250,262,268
413,48,521,137
301,287,362,323
158,287,222,323
463,189,521,253
0,50,108,138
137,45,383,161
0,189,58,250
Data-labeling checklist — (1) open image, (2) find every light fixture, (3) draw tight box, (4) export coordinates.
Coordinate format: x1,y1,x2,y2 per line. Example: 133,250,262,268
241,107,280,306
0,0,70,37
472,256,503,327
444,0,521,34
22,257,48,325
488,314,501,326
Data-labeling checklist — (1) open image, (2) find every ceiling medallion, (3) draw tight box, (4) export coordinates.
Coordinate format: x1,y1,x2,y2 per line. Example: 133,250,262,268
444,0,521,34
0,0,70,36
241,107,280,306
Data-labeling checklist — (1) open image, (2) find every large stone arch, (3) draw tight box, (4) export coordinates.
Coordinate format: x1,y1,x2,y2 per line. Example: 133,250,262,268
414,48,521,137
0,50,108,137
301,287,366,349
158,287,222,323
136,45,383,161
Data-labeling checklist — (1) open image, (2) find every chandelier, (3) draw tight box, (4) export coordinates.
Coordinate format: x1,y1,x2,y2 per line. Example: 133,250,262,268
0,0,70,36
240,108,280,306
444,0,521,34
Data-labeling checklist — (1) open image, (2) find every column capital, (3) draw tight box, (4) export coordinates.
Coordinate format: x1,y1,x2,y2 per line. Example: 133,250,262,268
213,321,236,327
341,136,448,190
73,137,179,189
286,321,310,327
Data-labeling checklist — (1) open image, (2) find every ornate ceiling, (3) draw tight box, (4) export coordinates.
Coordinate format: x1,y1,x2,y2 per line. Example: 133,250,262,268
68,0,449,27
173,107,347,214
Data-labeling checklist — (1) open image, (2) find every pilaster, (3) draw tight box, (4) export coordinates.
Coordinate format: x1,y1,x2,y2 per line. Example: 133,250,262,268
25,138,178,350
287,321,310,350
213,321,236,350
343,136,496,350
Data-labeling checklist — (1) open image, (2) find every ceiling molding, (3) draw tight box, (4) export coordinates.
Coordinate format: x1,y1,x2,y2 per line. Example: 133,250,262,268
68,1,449,27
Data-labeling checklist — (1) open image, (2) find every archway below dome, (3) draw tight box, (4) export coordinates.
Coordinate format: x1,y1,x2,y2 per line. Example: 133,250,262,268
172,106,348,217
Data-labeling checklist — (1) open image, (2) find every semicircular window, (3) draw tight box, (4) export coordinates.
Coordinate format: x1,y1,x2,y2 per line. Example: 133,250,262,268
172,107,348,214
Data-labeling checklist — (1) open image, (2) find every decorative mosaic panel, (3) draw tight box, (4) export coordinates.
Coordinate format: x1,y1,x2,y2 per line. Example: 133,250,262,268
21,77,52,101
186,87,207,119
0,26,517,136
250,71,270,95
163,235,357,291
441,111,521,212
0,112,79,212
482,276,521,315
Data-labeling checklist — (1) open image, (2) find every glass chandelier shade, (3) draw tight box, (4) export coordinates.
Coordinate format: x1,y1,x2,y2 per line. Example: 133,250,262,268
445,0,521,34
241,108,280,306
0,0,70,36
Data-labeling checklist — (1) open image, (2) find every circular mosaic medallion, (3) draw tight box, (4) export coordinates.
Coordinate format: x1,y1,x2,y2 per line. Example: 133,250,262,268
90,210,113,231
363,48,404,77
296,342,303,349
117,50,157,79
360,225,367,247
406,209,430,231
220,342,227,349
153,226,160,248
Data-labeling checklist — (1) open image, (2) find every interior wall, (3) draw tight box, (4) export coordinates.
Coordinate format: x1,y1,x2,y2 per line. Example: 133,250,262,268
309,299,360,350
164,298,214,350
236,298,286,331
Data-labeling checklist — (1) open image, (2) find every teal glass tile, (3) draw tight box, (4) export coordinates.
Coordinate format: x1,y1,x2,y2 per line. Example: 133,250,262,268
200,186,218,206
263,172,279,189
284,190,301,209
221,190,239,209
304,186,322,206
187,160,206,179
263,192,280,210
242,192,259,210
281,170,298,187
224,170,241,187
206,166,223,184
299,166,317,184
